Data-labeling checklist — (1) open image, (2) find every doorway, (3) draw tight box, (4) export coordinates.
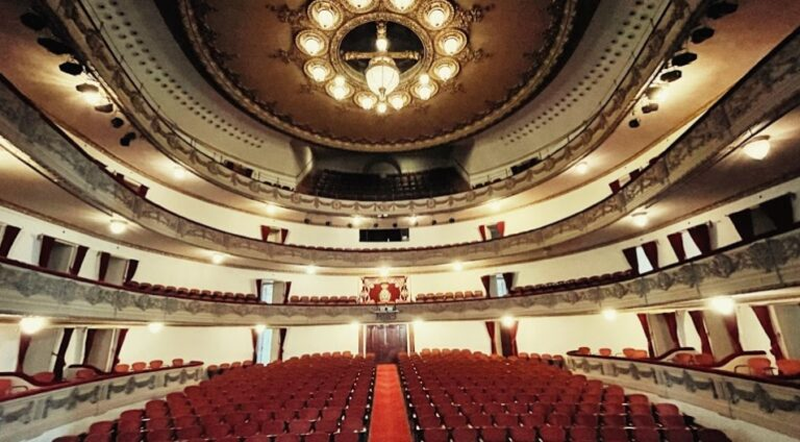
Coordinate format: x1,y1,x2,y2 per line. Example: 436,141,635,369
365,324,408,363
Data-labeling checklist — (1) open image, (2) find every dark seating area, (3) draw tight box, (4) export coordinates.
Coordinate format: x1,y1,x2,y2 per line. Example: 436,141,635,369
299,168,470,201
55,354,375,442
508,271,635,297
399,351,732,442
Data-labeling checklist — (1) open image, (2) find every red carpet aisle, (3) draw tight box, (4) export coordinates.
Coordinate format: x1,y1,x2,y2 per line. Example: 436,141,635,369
368,364,414,442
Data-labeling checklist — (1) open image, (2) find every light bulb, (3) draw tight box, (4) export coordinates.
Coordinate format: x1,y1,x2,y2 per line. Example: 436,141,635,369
452,262,463,271
310,65,329,82
299,33,324,56
743,138,771,160
488,200,502,211
148,322,164,333
426,7,447,28
350,321,360,329
211,253,225,264
390,0,415,10
602,308,618,321
315,8,336,29
436,64,454,81
575,161,589,174
332,86,348,100
708,296,736,315
173,166,186,179
20,317,47,335
376,101,388,114
306,265,317,275
500,315,516,328
419,74,430,85
631,211,649,227
376,37,389,52
409,215,418,224
389,94,407,110
83,91,104,106
416,83,434,100
109,219,127,235
265,204,277,215
442,35,464,55
352,215,363,226
357,93,377,110
413,318,424,327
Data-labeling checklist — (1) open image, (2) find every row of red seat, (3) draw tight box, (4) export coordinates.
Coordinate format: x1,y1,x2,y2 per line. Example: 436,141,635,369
509,271,635,297
124,281,260,304
54,354,376,442
399,350,732,442
414,291,485,302
288,296,359,305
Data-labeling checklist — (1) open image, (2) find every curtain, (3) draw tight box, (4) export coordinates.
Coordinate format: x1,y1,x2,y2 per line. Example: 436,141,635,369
480,275,491,295
485,321,497,355
53,328,74,380
280,229,289,244
97,252,111,282
496,222,506,238
251,329,259,363
83,329,97,364
688,311,713,355
255,279,264,301
278,328,287,361
38,235,56,267
478,225,487,241
502,272,515,293
500,321,519,357
16,333,32,372
622,247,638,273
124,259,139,283
760,193,795,231
751,306,784,360
722,313,744,354
609,180,621,194
688,224,713,255
69,245,89,276
283,282,292,304
642,241,659,270
667,232,686,262
260,226,272,242
112,329,129,367
728,208,755,242
661,312,680,348
0,225,21,257
637,313,655,357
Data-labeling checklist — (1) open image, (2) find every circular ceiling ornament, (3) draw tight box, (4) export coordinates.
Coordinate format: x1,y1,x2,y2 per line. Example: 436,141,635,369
294,2,463,115
179,0,584,151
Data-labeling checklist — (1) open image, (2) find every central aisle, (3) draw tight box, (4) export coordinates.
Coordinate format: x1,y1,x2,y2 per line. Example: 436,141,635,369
368,364,414,442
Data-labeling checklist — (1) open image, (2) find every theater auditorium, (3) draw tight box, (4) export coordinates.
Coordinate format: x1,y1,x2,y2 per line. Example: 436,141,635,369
0,0,798,441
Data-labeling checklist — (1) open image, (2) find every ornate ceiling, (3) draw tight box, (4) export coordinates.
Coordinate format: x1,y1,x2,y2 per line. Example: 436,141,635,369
173,0,594,151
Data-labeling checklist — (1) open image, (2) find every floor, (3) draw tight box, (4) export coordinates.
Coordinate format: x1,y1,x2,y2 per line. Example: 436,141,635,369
368,364,414,442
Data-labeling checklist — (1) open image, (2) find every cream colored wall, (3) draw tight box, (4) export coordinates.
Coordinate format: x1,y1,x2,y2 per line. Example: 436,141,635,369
118,326,254,366
282,325,360,360
516,313,648,356
0,325,20,372
412,320,492,354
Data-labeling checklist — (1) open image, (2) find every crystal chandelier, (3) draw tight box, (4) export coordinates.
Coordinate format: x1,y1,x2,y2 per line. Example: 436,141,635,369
295,0,469,114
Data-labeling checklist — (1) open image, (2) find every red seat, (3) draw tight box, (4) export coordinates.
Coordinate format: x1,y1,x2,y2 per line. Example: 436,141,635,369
494,413,519,427
288,419,313,434
539,426,566,442
655,403,680,416
176,426,204,439
634,428,662,442
333,433,360,442
261,420,286,435
234,422,260,437
83,434,110,442
146,429,174,442
509,427,537,442
89,421,115,434
423,428,449,442
601,427,629,442
131,362,147,372
452,427,479,442
114,433,142,442
275,435,302,442
659,415,687,429
664,428,695,442
304,434,330,442
481,427,508,442
52,437,80,442
569,426,597,442
205,423,232,438
697,429,732,442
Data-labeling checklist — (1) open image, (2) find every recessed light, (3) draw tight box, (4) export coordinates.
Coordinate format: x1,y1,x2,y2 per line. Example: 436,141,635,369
306,265,317,275
500,315,515,328
602,308,618,321
575,161,589,174
109,219,127,235
743,137,770,160
631,211,649,227
708,296,735,315
211,253,225,264
452,262,463,271
20,317,48,334
147,322,164,334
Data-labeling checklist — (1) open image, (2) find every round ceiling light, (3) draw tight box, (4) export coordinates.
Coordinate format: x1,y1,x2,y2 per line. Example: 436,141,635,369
20,316,48,334
109,218,127,235
365,56,401,99
304,59,332,82
388,92,410,110
296,30,327,56
422,1,454,29
432,58,459,82
345,0,376,12
326,75,354,101
308,1,342,30
411,75,438,100
355,92,378,110
388,0,416,12
743,137,771,160
437,30,467,56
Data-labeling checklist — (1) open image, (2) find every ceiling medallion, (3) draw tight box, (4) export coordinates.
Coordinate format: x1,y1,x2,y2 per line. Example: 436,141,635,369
296,0,469,114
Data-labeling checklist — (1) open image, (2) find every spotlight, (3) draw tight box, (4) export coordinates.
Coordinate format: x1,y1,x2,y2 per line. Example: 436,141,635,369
628,118,641,129
743,137,771,160
253,324,267,333
19,317,48,335
265,204,277,215
660,70,682,83
306,265,317,275
120,132,137,147
706,1,738,19
37,37,72,55
575,161,589,174
20,13,47,31
211,253,225,265
487,200,502,212
631,211,649,227
500,315,516,328
111,117,125,128
59,61,83,76
690,26,715,44
351,215,363,226
109,219,127,235
602,308,618,321
641,103,659,114
452,262,463,272
708,296,736,315
672,51,698,67
147,322,164,333
409,215,418,225
645,86,667,103
173,166,186,180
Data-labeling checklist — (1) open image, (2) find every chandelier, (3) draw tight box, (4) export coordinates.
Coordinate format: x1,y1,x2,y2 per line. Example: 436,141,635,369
295,0,469,114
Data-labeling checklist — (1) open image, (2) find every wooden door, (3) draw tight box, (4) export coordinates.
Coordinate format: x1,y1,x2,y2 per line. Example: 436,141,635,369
365,324,408,363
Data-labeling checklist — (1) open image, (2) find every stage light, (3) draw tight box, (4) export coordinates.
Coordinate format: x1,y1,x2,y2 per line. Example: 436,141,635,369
408,214,418,225
691,26,715,44
172,166,186,180
350,321,360,329
660,70,682,83
111,117,125,128
629,118,641,128
631,211,649,227
413,318,424,327
602,308,618,321
672,51,698,67
20,13,47,31
641,103,659,114
452,262,463,271
59,61,83,76
575,161,589,174
120,132,137,147
38,37,72,55
708,296,735,315
743,137,771,160
211,253,225,264
487,200,501,212
706,1,738,19
645,86,668,103
94,103,114,113
147,322,164,333
306,265,318,275
20,317,48,335
351,215,363,226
